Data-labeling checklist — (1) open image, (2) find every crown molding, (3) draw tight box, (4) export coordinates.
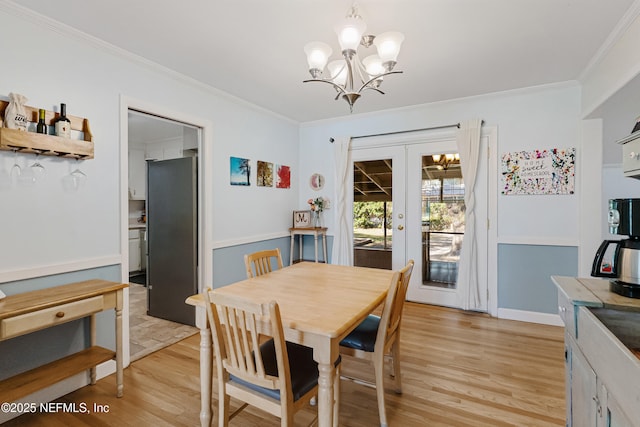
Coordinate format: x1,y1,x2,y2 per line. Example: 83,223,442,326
0,1,298,125
578,0,640,83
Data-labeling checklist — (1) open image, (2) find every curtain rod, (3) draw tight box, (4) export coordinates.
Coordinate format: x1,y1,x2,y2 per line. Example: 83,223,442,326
329,120,485,142
329,123,460,143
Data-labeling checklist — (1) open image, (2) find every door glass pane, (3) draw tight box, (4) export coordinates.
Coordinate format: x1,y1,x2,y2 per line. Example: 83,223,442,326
353,159,393,270
421,153,464,288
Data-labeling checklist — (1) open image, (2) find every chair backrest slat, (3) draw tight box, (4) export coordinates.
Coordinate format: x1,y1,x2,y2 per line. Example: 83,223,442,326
245,248,284,278
204,290,288,393
376,260,414,352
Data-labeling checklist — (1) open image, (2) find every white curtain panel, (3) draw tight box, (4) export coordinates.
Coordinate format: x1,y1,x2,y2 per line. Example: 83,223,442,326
331,137,353,265
456,119,483,310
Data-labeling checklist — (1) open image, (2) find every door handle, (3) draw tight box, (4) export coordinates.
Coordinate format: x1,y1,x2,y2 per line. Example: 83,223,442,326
397,225,404,231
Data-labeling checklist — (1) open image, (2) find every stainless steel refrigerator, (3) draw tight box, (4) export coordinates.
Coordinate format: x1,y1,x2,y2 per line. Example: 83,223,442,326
146,157,197,326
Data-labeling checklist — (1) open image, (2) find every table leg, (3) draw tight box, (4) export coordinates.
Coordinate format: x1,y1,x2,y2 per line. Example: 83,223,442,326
199,326,212,427
299,234,303,262
314,232,319,263
322,233,328,263
115,290,124,397
315,340,338,427
289,233,294,266
317,360,336,427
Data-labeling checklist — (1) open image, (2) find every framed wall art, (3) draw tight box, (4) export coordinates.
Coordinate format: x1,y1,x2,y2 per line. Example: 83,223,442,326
293,210,312,228
276,164,291,189
257,160,273,187
501,147,575,195
310,173,324,191
230,156,251,186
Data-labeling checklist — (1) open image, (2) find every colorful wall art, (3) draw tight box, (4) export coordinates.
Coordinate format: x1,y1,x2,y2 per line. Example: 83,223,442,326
230,156,251,186
501,147,575,195
257,161,274,187
276,164,291,189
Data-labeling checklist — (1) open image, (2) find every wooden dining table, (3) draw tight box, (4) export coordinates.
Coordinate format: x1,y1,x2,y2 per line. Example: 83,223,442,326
185,262,394,427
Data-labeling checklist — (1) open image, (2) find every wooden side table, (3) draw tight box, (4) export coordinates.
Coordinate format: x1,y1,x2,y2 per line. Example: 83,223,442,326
288,227,328,265
0,279,127,403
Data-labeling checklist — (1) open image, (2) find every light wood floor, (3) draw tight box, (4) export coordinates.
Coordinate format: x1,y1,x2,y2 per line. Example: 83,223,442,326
5,303,566,426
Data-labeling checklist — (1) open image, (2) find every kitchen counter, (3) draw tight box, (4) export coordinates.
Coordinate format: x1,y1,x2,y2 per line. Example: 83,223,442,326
128,222,146,230
552,276,640,426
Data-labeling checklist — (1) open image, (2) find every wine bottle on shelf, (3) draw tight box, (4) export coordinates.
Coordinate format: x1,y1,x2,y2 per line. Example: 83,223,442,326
54,103,71,138
36,109,48,134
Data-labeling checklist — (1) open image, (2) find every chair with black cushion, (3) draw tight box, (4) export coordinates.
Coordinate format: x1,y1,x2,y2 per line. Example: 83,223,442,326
244,248,284,278
339,260,415,427
204,288,340,426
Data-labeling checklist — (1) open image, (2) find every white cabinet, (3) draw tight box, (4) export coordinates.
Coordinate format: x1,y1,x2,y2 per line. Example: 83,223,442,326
128,148,146,200
566,334,598,426
619,131,640,178
562,305,640,426
144,138,183,161
128,229,142,272
553,277,640,427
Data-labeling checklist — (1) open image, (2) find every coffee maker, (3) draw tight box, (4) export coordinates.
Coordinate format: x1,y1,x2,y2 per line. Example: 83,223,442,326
591,198,640,298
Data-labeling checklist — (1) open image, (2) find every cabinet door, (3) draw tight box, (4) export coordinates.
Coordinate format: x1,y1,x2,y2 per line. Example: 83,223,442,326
570,340,598,426
129,236,141,272
128,148,146,200
606,389,634,427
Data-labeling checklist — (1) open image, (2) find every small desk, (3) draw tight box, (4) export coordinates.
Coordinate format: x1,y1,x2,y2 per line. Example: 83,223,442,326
288,227,328,265
186,262,394,427
0,279,127,403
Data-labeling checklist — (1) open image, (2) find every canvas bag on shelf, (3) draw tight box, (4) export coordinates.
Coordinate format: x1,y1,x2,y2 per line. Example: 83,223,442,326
3,92,28,131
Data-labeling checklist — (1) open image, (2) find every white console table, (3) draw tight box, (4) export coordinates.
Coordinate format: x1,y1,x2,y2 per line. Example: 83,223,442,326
288,227,328,265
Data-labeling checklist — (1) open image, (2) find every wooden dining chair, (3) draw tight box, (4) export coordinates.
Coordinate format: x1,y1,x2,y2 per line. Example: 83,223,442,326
244,248,284,278
204,288,340,426
339,259,415,427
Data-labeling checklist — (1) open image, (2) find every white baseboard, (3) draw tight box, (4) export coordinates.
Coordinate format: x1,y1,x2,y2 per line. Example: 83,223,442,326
498,307,565,327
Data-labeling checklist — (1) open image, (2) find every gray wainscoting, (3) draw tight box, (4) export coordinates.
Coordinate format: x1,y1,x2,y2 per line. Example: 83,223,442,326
212,235,334,289
498,244,578,313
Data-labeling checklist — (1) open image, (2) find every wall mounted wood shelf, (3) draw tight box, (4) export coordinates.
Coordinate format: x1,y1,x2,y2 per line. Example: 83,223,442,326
0,100,94,159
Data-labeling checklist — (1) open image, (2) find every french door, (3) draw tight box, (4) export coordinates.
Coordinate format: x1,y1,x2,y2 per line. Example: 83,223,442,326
351,135,489,311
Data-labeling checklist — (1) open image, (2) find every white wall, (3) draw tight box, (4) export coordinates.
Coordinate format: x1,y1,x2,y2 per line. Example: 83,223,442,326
300,83,582,245
0,5,299,278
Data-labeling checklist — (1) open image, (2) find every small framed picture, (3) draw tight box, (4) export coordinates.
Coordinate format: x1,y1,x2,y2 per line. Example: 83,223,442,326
310,173,324,191
293,210,312,228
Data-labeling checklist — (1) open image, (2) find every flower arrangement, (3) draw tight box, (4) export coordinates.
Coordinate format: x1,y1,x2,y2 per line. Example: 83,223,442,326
308,196,329,212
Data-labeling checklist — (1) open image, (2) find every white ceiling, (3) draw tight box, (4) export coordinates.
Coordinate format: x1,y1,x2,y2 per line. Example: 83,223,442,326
11,0,637,123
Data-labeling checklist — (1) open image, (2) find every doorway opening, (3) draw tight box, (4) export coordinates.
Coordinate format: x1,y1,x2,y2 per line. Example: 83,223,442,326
126,110,200,361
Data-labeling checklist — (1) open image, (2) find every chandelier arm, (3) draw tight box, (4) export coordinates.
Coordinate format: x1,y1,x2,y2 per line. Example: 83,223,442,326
303,79,348,96
364,87,385,95
356,70,403,94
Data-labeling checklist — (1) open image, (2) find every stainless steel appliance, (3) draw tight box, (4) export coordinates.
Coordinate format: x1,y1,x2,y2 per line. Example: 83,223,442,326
147,157,197,325
591,198,640,298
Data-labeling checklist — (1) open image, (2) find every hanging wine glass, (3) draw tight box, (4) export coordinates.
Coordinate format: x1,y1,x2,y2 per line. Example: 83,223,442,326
63,158,87,191
29,153,46,182
9,148,21,182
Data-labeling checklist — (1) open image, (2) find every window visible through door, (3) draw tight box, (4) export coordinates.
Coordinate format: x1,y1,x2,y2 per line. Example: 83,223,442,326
353,159,394,270
421,153,464,289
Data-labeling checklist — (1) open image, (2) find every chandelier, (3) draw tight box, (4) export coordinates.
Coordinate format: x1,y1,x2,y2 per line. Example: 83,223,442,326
303,4,404,112
431,153,460,171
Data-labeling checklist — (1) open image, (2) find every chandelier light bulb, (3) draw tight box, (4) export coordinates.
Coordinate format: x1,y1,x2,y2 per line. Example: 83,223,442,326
362,55,384,76
373,31,405,67
432,154,442,162
328,60,348,86
304,42,333,77
335,14,367,52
